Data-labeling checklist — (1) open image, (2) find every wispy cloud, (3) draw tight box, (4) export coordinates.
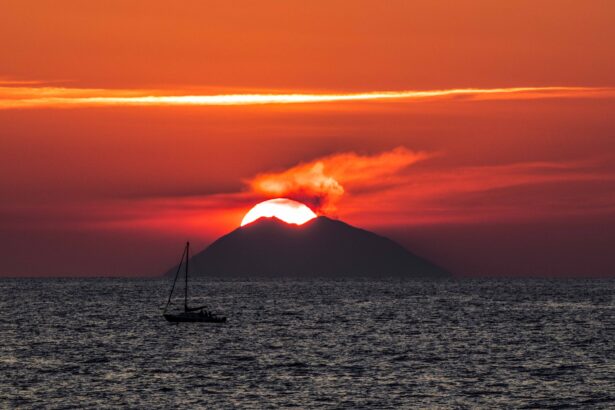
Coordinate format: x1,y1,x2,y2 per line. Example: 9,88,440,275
248,147,428,213
246,149,615,225
0,80,46,86
0,84,612,109
340,159,615,225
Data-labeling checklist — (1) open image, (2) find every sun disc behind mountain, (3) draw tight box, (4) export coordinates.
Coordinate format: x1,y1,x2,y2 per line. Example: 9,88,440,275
241,198,317,226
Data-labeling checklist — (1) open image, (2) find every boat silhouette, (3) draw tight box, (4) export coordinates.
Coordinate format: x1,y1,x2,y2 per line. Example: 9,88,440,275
162,242,226,323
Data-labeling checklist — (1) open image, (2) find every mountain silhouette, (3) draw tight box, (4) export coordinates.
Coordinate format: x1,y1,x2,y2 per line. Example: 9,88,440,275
166,216,450,278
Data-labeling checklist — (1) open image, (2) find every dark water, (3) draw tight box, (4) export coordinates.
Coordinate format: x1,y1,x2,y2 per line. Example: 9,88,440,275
1,279,613,408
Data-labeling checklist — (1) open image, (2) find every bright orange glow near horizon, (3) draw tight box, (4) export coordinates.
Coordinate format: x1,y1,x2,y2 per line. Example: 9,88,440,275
241,198,317,227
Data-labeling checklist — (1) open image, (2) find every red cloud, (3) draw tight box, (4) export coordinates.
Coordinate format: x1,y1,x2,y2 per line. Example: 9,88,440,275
247,147,430,213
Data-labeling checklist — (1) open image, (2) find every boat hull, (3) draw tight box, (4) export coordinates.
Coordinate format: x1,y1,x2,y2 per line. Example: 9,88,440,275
163,312,227,323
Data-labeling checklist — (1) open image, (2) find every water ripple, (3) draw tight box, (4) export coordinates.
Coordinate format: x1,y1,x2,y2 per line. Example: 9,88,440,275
0,278,613,408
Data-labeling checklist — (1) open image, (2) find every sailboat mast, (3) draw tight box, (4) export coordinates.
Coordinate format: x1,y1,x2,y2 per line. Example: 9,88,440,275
163,243,186,313
185,241,189,312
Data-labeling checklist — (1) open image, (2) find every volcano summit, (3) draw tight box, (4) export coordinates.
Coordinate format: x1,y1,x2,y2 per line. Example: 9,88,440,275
166,216,450,279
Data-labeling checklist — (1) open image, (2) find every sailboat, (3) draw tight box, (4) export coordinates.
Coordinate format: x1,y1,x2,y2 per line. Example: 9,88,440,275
162,242,227,323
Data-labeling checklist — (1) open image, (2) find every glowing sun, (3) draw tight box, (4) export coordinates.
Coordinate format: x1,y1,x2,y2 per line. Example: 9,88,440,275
241,198,317,226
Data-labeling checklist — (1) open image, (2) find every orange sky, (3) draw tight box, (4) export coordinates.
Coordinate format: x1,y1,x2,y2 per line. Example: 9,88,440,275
1,1,615,276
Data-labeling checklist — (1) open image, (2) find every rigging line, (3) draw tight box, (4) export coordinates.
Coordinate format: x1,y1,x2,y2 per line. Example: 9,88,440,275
185,241,189,312
163,244,187,313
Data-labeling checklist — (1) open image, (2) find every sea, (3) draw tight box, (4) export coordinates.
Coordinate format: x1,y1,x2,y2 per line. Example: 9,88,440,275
1,278,613,408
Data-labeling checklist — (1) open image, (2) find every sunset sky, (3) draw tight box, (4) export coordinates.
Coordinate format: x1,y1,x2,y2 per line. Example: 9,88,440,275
1,0,615,277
